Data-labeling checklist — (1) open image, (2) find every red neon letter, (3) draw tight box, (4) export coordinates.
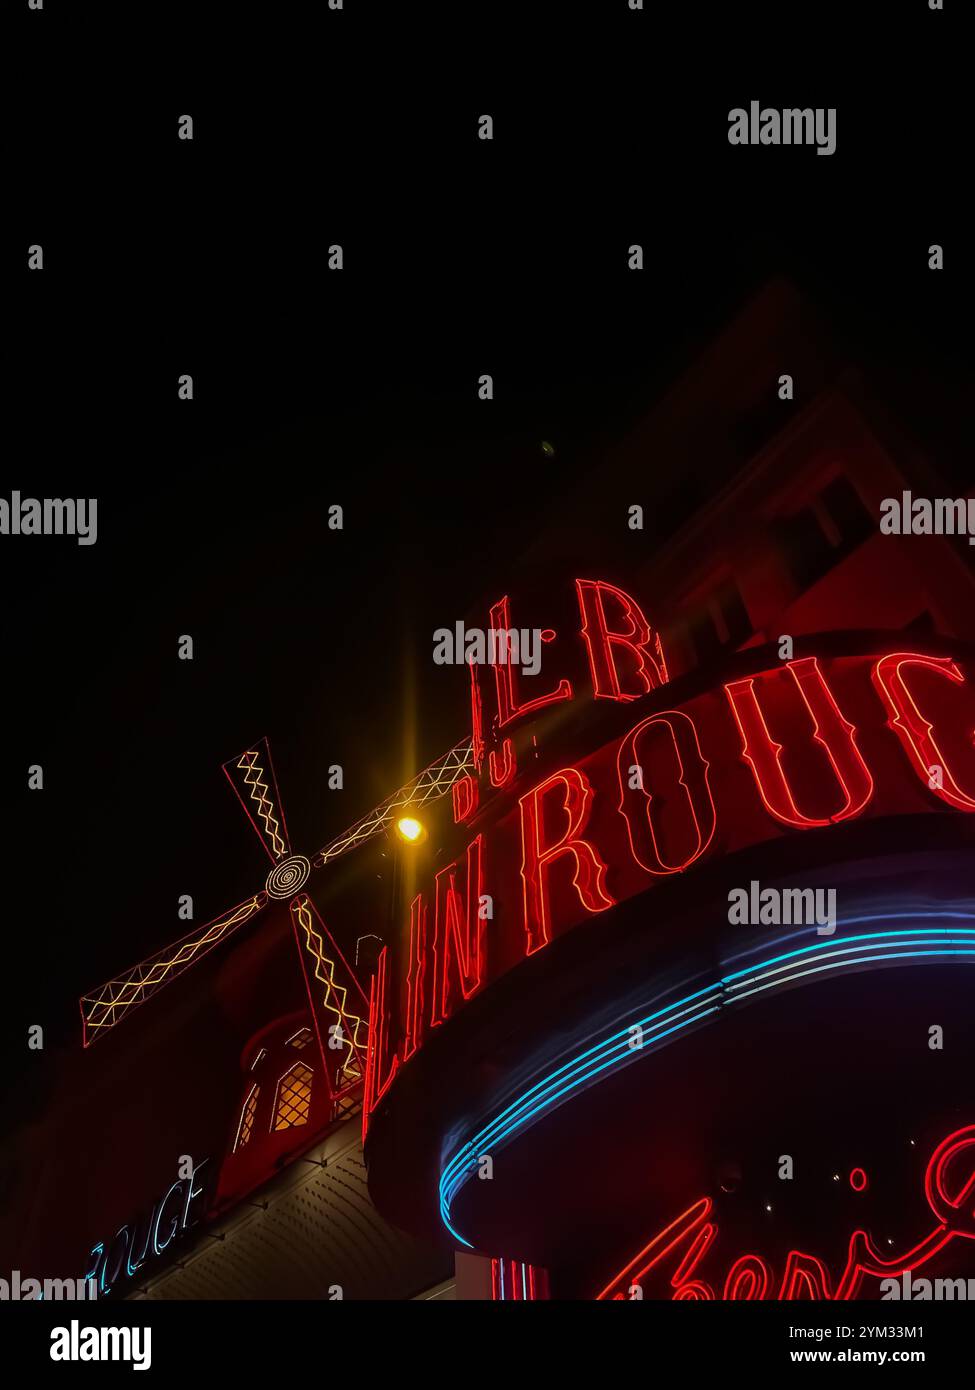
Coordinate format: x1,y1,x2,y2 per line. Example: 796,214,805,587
723,1255,771,1300
468,659,486,772
430,835,485,1027
452,775,478,824
575,578,667,702
673,1281,714,1299
402,895,427,1063
490,596,572,729
724,657,874,828
595,1199,714,1300
872,653,975,812
617,710,716,874
835,1123,975,1299
489,737,516,789
519,768,615,956
363,947,398,1132
779,1252,832,1300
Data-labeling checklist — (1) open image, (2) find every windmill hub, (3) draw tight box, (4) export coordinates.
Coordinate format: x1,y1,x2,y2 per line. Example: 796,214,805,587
265,854,311,899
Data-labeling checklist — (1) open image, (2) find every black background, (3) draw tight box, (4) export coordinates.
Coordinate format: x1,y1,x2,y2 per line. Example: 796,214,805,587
5,0,969,1132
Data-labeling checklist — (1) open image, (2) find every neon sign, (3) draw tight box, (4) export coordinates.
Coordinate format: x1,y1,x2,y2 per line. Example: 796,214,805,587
596,1124,975,1300
437,920,975,1247
83,1160,212,1296
364,579,975,1127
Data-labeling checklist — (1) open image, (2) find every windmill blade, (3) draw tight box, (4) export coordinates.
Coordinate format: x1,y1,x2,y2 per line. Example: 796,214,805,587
79,735,473,1050
223,737,292,863
80,894,268,1046
314,737,475,866
289,894,370,1105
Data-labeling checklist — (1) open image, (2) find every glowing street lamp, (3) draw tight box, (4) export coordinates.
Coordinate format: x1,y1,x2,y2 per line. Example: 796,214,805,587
395,815,425,844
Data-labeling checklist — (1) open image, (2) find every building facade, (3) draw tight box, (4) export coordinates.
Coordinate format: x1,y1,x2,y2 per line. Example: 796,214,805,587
2,282,971,1301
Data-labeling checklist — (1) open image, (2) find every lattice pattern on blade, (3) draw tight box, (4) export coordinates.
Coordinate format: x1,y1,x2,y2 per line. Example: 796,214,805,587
79,735,471,1050
314,737,475,865
80,895,268,1045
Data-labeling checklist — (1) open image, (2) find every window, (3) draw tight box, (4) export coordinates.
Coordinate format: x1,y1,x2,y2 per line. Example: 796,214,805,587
234,1085,259,1152
688,607,723,666
778,475,873,591
713,576,752,647
780,508,835,589
820,476,874,548
273,1062,313,1131
285,1027,313,1051
686,576,753,667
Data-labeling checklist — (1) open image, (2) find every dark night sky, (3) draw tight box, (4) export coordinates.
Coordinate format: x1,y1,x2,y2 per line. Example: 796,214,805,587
4,1,969,1115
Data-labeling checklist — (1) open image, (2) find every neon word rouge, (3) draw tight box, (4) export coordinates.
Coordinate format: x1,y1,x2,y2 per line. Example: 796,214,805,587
84,1160,211,1296
596,1124,975,1300
364,580,975,1121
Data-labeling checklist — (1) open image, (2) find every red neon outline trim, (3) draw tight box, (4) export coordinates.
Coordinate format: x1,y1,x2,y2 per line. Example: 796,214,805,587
724,657,874,829
489,596,573,730
595,1198,712,1300
871,652,975,813
363,947,399,1124
834,1123,975,1299
575,578,667,702
673,1280,714,1300
223,739,292,865
671,1222,717,1287
468,658,486,773
290,908,336,1107
452,775,479,824
402,894,427,1063
518,767,615,957
598,1125,975,1300
616,709,717,875
489,736,517,789
430,835,486,1028
778,1251,832,1300
723,1254,771,1301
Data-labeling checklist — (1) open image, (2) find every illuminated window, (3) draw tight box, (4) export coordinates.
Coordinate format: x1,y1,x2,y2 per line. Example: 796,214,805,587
234,1084,259,1152
273,1062,313,1131
285,1027,313,1050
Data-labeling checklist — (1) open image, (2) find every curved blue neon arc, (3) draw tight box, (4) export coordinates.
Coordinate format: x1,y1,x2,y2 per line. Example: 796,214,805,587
438,916,975,1248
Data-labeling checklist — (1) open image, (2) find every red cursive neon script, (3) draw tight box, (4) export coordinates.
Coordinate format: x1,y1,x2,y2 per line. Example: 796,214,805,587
596,1125,975,1300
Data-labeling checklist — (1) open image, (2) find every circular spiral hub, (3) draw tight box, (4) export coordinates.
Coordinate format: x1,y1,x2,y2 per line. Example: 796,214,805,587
265,854,311,899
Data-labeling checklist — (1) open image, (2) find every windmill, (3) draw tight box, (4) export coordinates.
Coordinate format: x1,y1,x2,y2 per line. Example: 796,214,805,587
80,735,474,1117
